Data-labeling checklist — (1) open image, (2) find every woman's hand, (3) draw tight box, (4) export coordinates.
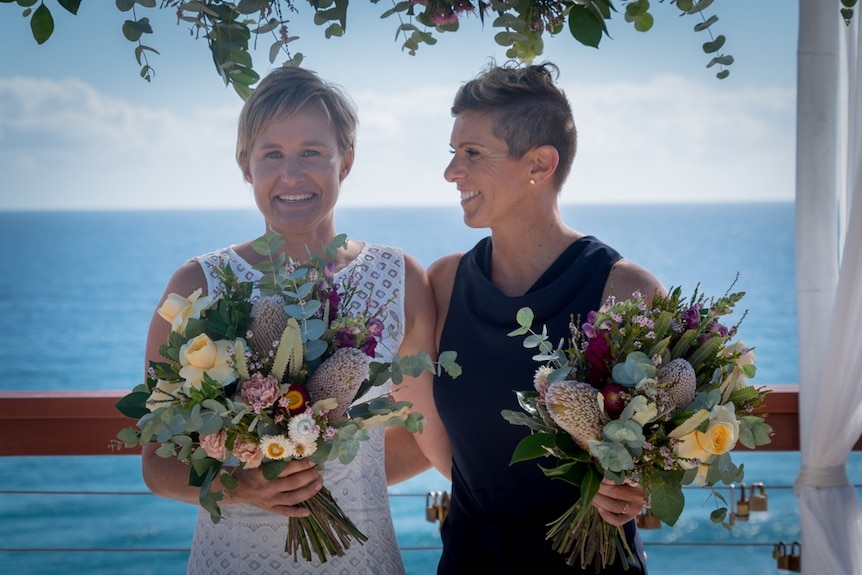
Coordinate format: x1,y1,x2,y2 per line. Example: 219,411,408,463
591,478,645,526
222,459,323,518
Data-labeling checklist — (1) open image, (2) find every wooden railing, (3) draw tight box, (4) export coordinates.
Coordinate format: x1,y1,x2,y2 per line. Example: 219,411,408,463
0,385,860,456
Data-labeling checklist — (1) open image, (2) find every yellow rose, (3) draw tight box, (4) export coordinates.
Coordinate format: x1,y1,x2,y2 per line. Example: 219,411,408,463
179,334,236,390
674,404,740,463
146,379,180,412
158,289,213,333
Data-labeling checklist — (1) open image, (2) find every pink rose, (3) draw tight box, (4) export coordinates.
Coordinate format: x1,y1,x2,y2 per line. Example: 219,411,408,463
240,373,280,411
233,440,264,469
200,430,228,460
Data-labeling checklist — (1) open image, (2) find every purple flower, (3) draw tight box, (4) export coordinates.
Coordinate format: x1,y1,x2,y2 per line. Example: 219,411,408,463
681,304,701,329
582,311,598,338
334,327,358,348
361,337,378,357
584,335,612,382
321,286,341,317
367,318,384,338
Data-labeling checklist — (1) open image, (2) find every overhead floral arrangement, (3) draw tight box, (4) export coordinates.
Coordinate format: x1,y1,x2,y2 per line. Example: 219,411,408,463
503,279,773,570
8,0,854,97
114,231,460,563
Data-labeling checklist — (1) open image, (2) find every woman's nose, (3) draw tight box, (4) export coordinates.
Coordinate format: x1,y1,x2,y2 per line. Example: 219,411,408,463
280,158,303,182
443,157,461,183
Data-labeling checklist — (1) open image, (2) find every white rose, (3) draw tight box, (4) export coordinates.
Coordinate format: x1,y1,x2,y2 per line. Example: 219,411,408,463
157,289,213,333
179,334,236,390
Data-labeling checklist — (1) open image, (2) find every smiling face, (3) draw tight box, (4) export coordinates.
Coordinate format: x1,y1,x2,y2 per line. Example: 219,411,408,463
444,110,534,229
245,105,353,238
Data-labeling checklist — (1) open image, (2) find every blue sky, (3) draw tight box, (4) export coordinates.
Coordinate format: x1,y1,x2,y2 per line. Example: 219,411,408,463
0,2,798,210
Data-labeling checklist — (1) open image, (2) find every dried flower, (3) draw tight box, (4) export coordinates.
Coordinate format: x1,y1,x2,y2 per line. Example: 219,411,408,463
504,279,773,570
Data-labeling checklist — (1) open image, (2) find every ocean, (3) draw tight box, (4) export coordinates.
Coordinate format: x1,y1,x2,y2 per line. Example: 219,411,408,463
1,204,859,574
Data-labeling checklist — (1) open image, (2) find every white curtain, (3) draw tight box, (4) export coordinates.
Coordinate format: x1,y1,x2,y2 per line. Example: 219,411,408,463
794,1,862,574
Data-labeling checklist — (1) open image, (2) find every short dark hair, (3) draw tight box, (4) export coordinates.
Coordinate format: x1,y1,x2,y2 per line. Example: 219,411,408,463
451,61,577,190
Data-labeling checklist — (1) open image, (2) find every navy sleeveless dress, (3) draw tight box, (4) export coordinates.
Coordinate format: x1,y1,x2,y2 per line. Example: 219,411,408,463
434,236,648,574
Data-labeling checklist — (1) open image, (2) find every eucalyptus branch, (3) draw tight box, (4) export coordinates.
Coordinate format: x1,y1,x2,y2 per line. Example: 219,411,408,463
5,0,856,96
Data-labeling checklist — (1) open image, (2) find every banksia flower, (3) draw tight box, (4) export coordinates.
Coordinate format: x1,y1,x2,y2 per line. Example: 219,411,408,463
545,380,606,450
271,318,304,382
658,358,696,412
249,295,289,357
306,347,369,420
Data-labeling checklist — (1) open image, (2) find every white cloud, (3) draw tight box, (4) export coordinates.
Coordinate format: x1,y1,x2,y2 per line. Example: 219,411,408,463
0,73,795,210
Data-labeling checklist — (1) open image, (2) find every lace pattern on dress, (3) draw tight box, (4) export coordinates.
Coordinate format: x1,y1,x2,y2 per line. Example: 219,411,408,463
186,242,408,575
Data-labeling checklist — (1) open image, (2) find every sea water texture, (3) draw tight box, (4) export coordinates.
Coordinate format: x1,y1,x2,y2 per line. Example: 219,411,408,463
0,204,859,575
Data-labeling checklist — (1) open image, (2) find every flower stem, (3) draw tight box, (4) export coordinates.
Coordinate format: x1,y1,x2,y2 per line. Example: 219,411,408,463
547,499,634,572
285,486,367,563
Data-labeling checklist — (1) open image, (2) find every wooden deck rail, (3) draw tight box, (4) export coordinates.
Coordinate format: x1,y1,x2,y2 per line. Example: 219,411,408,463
0,385,860,456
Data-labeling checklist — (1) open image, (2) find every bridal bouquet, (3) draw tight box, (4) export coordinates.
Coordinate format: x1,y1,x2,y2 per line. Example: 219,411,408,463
503,279,772,571
114,231,460,563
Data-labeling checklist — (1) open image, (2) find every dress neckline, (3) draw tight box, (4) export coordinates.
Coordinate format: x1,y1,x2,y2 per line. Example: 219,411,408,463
225,241,370,280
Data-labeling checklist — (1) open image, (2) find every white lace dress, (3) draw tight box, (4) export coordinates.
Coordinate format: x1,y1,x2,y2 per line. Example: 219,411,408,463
185,242,408,575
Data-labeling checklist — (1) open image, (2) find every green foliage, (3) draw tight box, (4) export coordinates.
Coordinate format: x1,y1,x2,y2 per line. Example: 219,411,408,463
13,0,855,97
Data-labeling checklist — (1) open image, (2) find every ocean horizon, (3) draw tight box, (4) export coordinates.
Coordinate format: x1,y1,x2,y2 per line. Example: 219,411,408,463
3,203,858,574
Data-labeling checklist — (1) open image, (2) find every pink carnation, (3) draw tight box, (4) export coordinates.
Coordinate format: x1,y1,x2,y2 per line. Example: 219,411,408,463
233,440,264,469
240,372,280,411
200,430,228,460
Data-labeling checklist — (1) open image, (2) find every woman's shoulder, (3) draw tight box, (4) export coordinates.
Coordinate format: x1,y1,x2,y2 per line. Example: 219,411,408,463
609,258,667,303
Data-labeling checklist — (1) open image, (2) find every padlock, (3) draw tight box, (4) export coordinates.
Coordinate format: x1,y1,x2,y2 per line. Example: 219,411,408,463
735,482,750,521
438,491,451,525
774,541,789,570
727,485,736,526
750,482,768,512
787,541,801,572
635,507,662,529
425,491,439,522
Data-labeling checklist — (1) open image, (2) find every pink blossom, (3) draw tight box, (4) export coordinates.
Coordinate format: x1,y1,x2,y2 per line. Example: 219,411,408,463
233,440,264,469
240,372,280,411
200,430,228,460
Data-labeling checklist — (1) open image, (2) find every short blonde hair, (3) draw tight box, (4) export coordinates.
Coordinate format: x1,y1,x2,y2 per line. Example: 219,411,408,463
236,66,358,172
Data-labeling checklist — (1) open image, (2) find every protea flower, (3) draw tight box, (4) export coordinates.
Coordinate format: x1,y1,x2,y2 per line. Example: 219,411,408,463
658,358,696,412
306,347,370,420
544,380,606,450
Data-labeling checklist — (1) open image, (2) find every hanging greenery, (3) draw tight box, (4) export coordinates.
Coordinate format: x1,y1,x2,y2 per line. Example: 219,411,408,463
2,0,857,99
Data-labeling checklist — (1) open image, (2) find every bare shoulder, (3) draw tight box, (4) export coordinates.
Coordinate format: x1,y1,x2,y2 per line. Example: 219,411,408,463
427,253,463,291
606,259,667,304
161,258,209,299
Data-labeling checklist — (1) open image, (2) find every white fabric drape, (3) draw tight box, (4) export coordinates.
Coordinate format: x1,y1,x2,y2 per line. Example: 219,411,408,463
794,2,862,574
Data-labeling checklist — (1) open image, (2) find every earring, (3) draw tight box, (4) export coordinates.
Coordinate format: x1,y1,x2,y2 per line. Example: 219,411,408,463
529,179,536,185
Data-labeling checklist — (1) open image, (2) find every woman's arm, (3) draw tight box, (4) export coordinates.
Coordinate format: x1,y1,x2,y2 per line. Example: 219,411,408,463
387,253,454,481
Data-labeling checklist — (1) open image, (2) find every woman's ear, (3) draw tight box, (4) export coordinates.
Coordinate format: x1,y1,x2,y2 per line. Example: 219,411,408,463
239,154,252,184
339,146,355,182
528,144,560,186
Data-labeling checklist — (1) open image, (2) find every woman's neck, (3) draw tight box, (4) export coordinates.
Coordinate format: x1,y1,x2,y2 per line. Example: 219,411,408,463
488,216,582,297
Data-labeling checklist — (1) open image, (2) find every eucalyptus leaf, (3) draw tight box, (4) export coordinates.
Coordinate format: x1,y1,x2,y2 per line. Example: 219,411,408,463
29,2,53,44
649,482,685,526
